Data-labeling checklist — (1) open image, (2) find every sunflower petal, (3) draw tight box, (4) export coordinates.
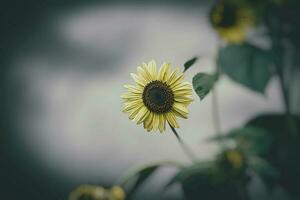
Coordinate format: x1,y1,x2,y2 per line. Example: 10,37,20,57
152,113,160,131
158,62,171,82
174,96,193,104
172,102,189,118
166,67,179,85
166,112,179,128
130,73,147,86
123,100,143,112
137,66,152,82
169,74,184,87
121,93,141,100
147,60,158,80
124,84,143,94
158,114,166,133
142,112,152,131
133,107,149,124
172,81,192,90
128,104,144,120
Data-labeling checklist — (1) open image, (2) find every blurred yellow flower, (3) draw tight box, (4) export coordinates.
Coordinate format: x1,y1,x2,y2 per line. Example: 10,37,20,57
69,185,125,200
225,150,244,169
110,186,125,200
121,60,193,133
210,0,255,44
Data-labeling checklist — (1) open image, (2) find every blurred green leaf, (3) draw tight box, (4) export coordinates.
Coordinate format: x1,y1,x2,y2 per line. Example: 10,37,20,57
209,126,272,156
192,73,218,100
166,161,246,200
165,161,213,189
218,43,273,93
120,161,182,199
183,57,198,72
248,156,279,190
246,114,300,195
234,127,272,156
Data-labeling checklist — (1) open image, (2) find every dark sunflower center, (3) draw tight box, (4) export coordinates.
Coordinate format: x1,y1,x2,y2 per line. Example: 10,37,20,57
142,81,174,113
211,4,237,28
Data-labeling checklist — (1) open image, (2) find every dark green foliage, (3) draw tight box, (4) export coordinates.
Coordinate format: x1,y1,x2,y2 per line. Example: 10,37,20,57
183,57,198,72
192,73,218,100
246,114,300,195
122,161,182,199
218,43,274,93
248,156,279,190
211,126,272,156
126,165,159,198
166,157,250,200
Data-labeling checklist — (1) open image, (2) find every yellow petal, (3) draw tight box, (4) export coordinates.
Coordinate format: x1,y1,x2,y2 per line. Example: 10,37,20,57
123,100,143,112
169,74,184,87
172,81,191,90
128,104,144,120
166,112,179,128
158,114,166,133
133,106,149,124
172,83,192,92
121,93,141,100
147,60,157,80
174,95,194,103
144,112,154,132
137,66,152,82
166,67,179,85
130,73,147,86
172,102,189,118
152,113,159,131
124,84,143,94
173,90,193,96
158,62,171,82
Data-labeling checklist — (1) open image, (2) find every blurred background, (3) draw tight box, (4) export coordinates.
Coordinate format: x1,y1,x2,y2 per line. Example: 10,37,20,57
1,0,293,199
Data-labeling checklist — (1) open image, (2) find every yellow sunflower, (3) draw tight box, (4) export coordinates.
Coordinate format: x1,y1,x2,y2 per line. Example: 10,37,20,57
210,0,255,44
121,60,193,133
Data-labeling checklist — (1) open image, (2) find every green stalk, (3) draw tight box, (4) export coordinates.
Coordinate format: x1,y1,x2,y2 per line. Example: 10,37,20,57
211,86,226,150
169,123,198,163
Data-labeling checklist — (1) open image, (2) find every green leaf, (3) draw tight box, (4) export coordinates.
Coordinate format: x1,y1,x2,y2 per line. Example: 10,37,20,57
192,73,218,100
209,126,272,156
166,161,245,200
218,42,273,93
246,114,300,194
248,156,279,190
165,161,213,189
120,161,182,199
234,127,272,156
183,57,198,72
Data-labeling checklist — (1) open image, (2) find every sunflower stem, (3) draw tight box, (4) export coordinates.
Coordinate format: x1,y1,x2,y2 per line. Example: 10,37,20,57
168,123,198,163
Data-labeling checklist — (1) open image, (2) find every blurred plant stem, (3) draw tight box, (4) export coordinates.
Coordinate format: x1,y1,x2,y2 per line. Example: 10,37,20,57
169,123,198,162
212,39,225,150
273,43,298,138
267,8,298,137
212,87,226,150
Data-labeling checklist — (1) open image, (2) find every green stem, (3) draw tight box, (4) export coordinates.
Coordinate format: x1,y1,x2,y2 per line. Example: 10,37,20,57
275,56,297,137
276,64,291,115
169,123,198,163
211,87,226,149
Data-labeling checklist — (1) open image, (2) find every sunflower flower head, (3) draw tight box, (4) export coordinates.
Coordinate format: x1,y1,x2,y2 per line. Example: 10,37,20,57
69,185,125,200
121,60,193,133
210,0,255,44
